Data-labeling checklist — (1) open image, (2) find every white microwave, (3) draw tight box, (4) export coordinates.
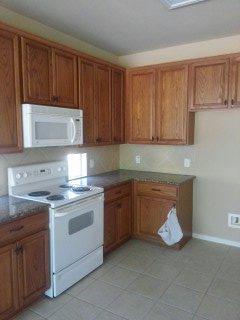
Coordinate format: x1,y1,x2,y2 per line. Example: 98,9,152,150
22,104,83,148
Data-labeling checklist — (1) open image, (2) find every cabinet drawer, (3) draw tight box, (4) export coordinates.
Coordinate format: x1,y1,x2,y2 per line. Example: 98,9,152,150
0,212,49,247
105,183,131,203
136,182,177,199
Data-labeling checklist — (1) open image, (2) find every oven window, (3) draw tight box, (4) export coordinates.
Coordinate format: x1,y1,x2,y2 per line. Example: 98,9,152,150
35,122,68,140
68,211,94,235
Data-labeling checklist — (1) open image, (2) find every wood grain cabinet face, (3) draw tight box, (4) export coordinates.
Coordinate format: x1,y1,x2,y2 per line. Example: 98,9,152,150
18,230,50,308
229,56,240,108
104,202,118,253
79,59,96,144
156,65,193,144
112,69,125,144
21,38,53,105
135,196,173,241
127,69,155,143
52,49,78,108
95,65,112,144
0,244,18,320
189,59,229,110
117,196,131,242
0,29,22,154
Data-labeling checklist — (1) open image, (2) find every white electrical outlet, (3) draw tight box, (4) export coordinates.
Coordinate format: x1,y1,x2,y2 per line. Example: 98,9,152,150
184,158,191,168
135,155,141,164
89,159,95,168
228,213,240,229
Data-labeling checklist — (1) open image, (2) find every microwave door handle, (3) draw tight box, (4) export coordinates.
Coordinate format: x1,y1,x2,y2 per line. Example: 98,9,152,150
70,119,76,143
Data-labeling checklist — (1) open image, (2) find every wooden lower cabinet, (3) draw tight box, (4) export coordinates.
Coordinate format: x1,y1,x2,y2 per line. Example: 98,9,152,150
0,213,50,320
0,244,18,320
133,180,193,249
104,183,132,254
18,230,50,308
135,196,174,242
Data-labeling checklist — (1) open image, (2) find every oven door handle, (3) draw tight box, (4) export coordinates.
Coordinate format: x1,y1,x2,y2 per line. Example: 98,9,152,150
54,194,103,218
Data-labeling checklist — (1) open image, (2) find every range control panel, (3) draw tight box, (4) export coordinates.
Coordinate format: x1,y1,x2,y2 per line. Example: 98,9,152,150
8,161,68,186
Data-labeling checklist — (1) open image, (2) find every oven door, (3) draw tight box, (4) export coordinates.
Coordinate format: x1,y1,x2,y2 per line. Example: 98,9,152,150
51,194,103,273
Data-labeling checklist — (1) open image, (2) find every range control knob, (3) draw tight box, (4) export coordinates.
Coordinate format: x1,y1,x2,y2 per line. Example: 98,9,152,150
23,172,28,178
15,173,22,180
57,167,62,172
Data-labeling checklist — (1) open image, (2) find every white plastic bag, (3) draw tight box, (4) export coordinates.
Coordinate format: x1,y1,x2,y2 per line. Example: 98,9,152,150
158,207,183,246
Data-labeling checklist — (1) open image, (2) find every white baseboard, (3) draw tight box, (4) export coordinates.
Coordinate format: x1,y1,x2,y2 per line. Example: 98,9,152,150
193,233,240,248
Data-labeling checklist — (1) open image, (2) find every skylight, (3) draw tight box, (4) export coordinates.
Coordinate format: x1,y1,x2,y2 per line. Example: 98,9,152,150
161,0,207,9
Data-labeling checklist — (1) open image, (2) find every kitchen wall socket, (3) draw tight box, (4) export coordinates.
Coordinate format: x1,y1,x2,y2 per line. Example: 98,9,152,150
228,213,240,229
135,155,141,164
184,158,191,168
89,159,95,168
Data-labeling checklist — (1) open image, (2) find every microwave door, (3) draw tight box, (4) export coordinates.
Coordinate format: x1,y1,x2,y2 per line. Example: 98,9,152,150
31,114,73,147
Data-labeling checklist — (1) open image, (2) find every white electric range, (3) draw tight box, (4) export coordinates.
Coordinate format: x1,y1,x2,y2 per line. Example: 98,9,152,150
8,161,104,298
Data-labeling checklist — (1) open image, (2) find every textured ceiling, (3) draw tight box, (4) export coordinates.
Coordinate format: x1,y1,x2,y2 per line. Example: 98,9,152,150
0,0,240,55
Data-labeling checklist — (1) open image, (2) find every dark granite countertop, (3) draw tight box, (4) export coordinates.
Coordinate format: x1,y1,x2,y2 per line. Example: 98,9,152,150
0,196,49,225
73,169,196,190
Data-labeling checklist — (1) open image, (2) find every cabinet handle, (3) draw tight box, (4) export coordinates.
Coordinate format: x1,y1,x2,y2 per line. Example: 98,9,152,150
96,137,100,143
156,137,159,142
231,99,235,106
152,136,154,142
15,245,23,255
224,99,228,106
151,188,162,192
10,225,24,233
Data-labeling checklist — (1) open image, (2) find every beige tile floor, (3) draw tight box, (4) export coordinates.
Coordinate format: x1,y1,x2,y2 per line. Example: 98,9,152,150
15,239,240,320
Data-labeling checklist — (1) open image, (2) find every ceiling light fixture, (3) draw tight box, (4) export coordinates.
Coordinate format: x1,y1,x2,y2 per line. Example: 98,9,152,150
161,0,207,9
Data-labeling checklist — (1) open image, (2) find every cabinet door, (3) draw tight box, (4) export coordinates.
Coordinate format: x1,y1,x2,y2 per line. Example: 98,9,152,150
135,196,174,241
127,69,155,143
18,230,50,308
95,64,112,144
21,37,53,105
79,59,96,144
229,55,240,108
117,196,131,242
0,29,22,153
189,58,229,110
156,64,194,144
104,202,118,253
0,244,19,320
112,69,125,144
52,49,78,108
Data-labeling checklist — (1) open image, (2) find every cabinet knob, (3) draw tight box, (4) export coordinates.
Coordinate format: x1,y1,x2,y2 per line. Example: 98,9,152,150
15,245,23,255
156,136,159,142
231,99,235,106
152,136,154,142
224,99,228,106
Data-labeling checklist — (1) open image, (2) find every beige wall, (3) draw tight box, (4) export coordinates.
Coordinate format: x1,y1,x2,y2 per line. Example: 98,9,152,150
119,35,240,243
119,34,240,67
0,5,119,64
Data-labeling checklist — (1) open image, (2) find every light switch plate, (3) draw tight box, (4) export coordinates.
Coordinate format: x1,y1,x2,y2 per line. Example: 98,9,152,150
228,213,240,229
89,159,95,168
184,158,191,168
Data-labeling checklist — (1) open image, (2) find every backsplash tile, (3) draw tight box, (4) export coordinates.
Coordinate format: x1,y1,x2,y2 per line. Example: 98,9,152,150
0,145,119,196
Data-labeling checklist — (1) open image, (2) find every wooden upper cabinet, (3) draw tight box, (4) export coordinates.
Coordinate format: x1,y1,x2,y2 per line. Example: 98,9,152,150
189,58,229,110
0,29,22,154
95,64,112,144
229,55,240,108
112,69,125,144
0,244,19,320
127,69,155,143
21,37,53,105
156,64,194,144
52,49,78,108
17,230,50,308
79,59,96,144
